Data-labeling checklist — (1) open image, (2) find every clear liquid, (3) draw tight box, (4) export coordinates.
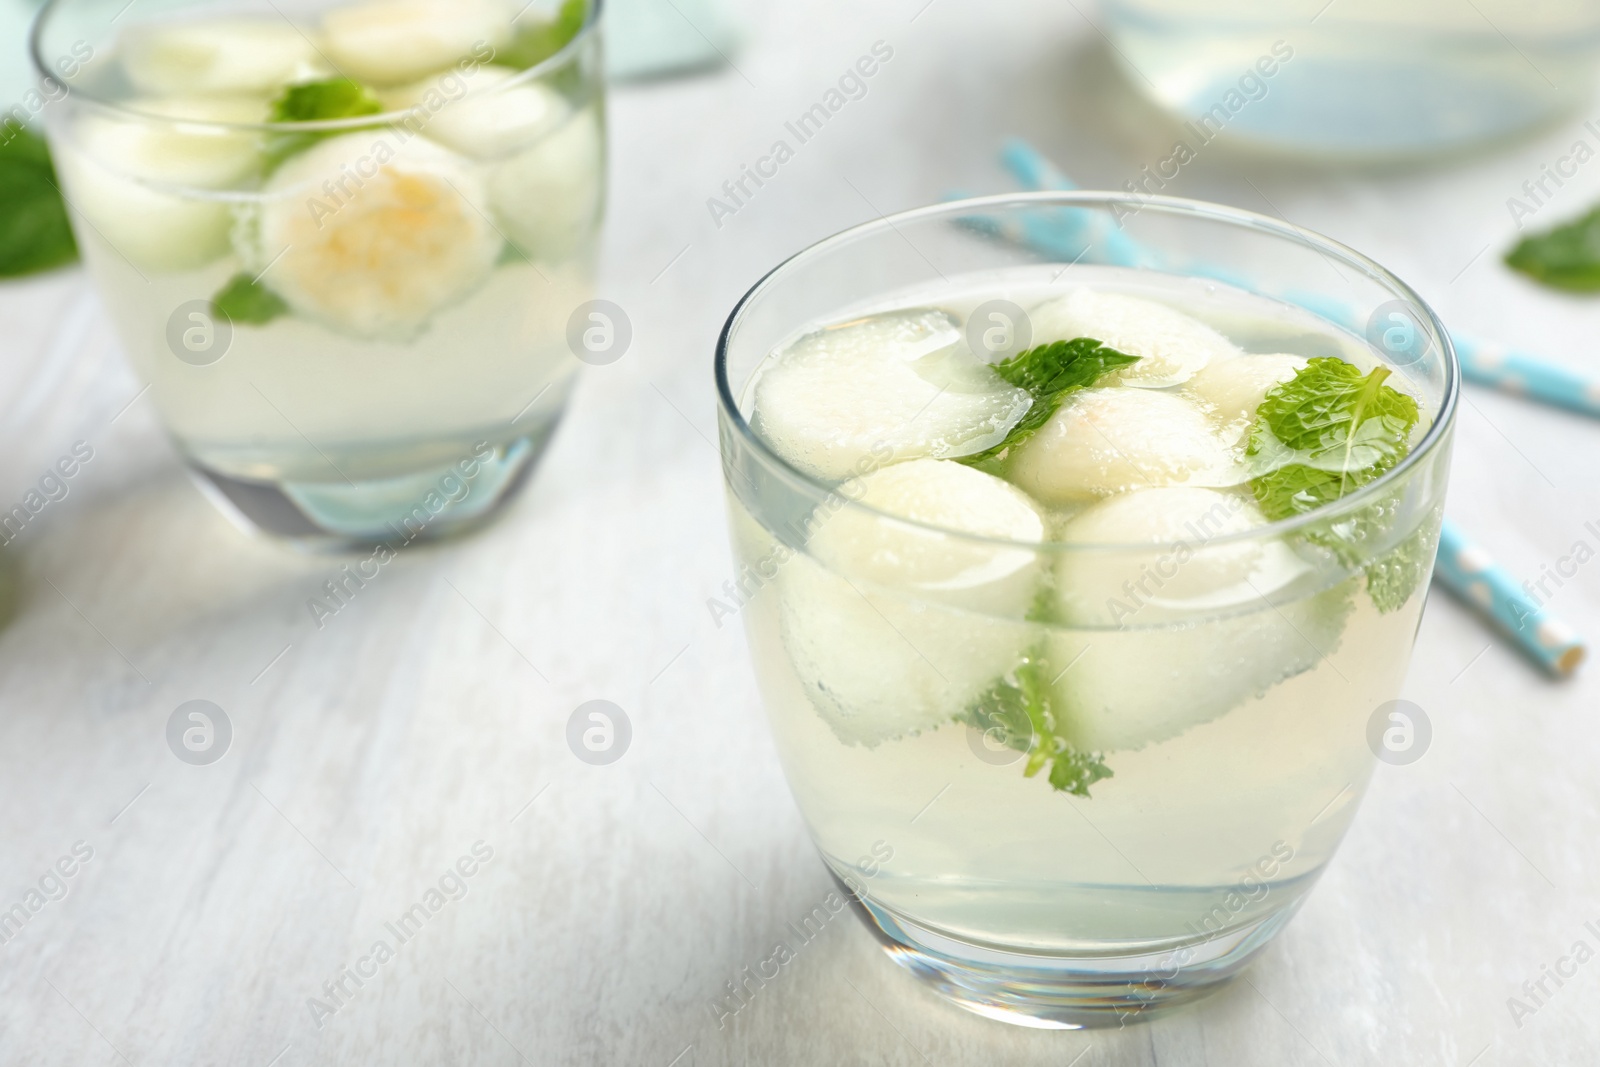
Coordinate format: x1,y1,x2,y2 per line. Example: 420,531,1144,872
81,232,590,484
47,4,603,535
729,267,1442,952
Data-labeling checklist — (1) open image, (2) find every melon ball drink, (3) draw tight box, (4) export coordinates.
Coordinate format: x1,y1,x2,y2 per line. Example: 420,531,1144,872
32,0,604,544
715,195,1457,1027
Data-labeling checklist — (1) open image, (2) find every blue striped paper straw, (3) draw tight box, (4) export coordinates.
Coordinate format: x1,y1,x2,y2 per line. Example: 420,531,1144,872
992,139,1600,422
1433,521,1585,676
994,140,1144,272
953,200,1143,267
999,138,1074,192
957,151,1150,269
1452,334,1600,419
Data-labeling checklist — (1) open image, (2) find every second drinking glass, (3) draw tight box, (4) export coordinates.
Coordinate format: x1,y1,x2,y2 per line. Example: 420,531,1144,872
32,0,606,545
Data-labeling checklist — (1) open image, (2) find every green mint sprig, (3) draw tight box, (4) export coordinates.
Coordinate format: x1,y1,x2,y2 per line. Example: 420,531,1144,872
262,77,385,173
964,652,1113,798
1247,356,1427,612
212,273,289,326
497,0,589,69
957,337,1139,467
271,77,386,123
1364,518,1440,614
1247,357,1419,514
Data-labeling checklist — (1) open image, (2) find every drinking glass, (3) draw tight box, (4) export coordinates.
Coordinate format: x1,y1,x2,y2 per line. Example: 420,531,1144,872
1100,0,1600,158
32,0,605,546
715,192,1457,1027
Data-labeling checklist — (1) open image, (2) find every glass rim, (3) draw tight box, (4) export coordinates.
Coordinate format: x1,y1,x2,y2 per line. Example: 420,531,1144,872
713,190,1460,552
29,0,602,131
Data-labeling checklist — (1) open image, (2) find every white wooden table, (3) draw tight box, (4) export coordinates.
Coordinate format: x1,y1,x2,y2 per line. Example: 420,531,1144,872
2,2,1598,1063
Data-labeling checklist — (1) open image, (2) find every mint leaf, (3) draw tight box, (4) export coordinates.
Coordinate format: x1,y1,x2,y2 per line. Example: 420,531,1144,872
1248,357,1428,612
264,77,385,171
0,121,78,278
271,77,385,124
1364,516,1440,614
497,241,532,266
212,272,288,325
964,652,1113,798
1048,747,1114,797
498,0,588,69
1248,357,1418,519
1505,205,1600,292
957,337,1138,466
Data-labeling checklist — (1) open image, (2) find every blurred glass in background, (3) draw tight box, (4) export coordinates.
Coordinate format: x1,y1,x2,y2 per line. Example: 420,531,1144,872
0,0,43,104
1101,0,1600,159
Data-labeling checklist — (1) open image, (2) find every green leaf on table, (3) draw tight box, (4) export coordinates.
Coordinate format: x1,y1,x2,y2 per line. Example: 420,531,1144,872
1247,357,1427,612
263,77,385,171
496,0,589,69
212,272,289,325
963,652,1113,798
956,337,1138,467
0,121,78,279
1505,205,1600,292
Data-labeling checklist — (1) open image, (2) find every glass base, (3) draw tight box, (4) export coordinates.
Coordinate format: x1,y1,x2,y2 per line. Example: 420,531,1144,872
840,875,1296,1029
187,428,555,551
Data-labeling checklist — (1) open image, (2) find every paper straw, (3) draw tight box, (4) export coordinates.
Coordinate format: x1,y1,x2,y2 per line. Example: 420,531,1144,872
992,138,1600,423
1433,521,1585,676
1452,334,1600,419
953,203,1144,268
999,138,1075,192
